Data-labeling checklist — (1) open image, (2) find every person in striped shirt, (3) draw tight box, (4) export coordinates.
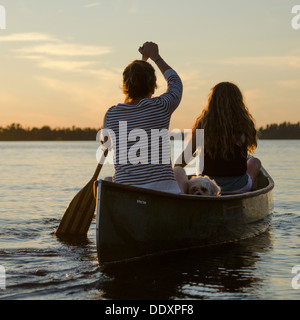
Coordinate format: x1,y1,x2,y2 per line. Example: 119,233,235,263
100,42,187,193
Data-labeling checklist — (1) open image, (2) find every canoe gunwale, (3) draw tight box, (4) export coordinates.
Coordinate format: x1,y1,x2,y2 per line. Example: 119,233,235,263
96,167,274,202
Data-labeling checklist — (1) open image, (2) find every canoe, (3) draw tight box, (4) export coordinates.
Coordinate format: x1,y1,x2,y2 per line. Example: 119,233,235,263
95,168,274,265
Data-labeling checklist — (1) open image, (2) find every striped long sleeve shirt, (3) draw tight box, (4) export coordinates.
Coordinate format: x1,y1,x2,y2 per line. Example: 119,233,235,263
102,68,183,185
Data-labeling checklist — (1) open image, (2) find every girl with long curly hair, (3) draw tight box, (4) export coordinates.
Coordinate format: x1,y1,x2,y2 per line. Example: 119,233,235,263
174,82,261,194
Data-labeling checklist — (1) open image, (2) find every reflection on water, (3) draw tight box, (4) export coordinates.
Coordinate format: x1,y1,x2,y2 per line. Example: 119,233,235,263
98,230,274,300
0,140,300,300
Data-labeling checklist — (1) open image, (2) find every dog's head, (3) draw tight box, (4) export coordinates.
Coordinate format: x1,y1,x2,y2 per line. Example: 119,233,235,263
188,176,221,196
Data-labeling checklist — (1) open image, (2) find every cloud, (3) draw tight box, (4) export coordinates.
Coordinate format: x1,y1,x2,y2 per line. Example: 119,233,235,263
243,89,266,102
33,58,120,79
0,32,59,42
84,2,101,8
37,59,98,72
88,68,121,80
179,70,209,92
15,43,112,57
0,92,20,104
129,4,138,14
213,55,300,69
36,75,123,127
4,32,114,75
276,80,300,89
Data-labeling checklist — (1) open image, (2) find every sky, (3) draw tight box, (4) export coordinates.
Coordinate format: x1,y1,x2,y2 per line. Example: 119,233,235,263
0,0,300,130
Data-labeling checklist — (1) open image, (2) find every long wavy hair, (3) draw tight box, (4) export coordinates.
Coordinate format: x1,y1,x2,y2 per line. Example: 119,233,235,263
192,82,257,160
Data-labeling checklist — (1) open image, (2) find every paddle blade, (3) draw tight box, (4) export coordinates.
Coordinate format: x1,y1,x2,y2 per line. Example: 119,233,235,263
55,178,96,237
56,150,107,237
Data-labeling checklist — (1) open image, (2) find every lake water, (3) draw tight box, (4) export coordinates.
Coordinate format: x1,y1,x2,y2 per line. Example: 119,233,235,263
0,140,299,300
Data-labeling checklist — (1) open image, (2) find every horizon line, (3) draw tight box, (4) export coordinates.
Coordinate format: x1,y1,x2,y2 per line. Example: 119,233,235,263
1,121,299,131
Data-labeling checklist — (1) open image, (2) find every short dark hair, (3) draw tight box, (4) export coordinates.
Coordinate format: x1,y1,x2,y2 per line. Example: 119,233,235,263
123,60,157,99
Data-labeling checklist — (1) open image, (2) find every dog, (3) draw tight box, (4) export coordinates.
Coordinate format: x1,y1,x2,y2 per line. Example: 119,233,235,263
188,175,221,196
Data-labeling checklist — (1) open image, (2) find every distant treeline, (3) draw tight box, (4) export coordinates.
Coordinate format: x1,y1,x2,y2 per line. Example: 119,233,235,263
257,122,300,139
0,122,299,141
0,123,100,141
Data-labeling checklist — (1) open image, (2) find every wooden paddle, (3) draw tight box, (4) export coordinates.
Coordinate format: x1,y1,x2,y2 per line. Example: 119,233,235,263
56,148,108,238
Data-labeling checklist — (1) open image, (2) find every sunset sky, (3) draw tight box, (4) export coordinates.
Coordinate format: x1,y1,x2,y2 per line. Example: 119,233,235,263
1,0,300,130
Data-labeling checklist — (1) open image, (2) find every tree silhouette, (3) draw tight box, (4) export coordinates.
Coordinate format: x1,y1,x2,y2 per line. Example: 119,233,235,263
0,122,299,141
0,123,100,141
258,122,300,139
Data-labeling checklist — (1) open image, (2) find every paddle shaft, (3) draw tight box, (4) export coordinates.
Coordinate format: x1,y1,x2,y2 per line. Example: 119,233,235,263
56,148,108,237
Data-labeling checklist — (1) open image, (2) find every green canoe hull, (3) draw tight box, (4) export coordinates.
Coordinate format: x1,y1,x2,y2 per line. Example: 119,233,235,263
95,168,274,265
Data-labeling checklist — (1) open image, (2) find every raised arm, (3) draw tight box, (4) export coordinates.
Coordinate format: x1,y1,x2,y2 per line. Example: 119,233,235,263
139,41,183,114
138,41,171,74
